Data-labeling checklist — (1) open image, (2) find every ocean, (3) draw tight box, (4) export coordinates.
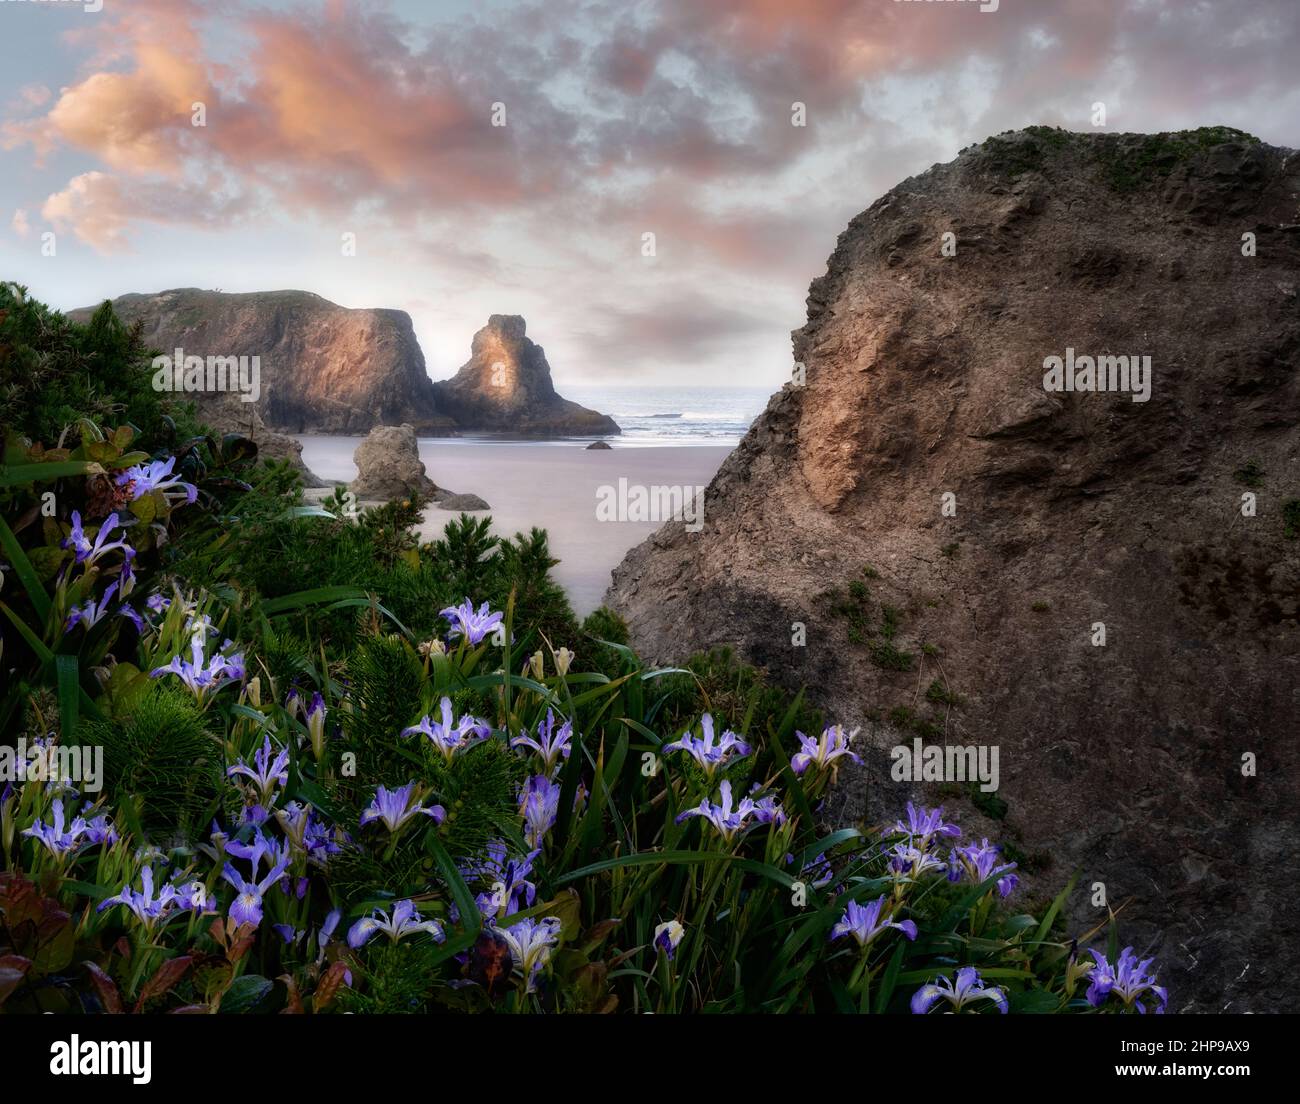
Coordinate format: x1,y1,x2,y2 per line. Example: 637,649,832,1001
563,385,771,445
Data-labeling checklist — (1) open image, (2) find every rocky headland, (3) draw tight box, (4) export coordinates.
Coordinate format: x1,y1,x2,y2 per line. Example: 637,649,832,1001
607,127,1300,1012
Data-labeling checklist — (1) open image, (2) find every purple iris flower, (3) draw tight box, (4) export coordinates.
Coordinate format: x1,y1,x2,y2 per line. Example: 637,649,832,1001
518,775,562,848
401,697,491,762
469,841,540,918
225,735,290,804
885,841,948,880
98,867,178,930
348,899,445,948
911,966,1008,1015
1086,947,1169,1014
145,592,171,614
675,779,784,844
115,456,198,505
81,809,120,846
510,709,573,776
786,851,835,889
653,920,685,961
21,798,89,857
948,838,1019,898
274,802,340,865
150,633,245,701
64,581,125,633
224,826,290,874
661,714,751,776
749,788,788,827
170,878,215,914
830,895,918,948
439,599,504,645
497,915,562,993
63,511,135,569
221,851,290,928
791,724,862,776
359,782,446,833
892,802,962,848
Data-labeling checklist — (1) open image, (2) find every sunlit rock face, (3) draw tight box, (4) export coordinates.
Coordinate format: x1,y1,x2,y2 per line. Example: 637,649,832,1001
71,288,454,435
608,128,1300,1012
431,314,620,436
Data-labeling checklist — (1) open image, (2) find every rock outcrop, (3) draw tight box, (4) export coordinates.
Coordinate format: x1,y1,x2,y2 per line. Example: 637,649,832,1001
431,315,620,436
350,424,437,501
607,128,1300,1012
71,288,454,435
69,294,618,439
437,492,490,511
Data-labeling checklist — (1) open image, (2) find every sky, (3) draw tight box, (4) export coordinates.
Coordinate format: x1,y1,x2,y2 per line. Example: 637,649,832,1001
1,0,1297,389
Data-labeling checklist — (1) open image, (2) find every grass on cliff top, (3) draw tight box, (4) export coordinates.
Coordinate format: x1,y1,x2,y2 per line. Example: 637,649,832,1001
976,125,1262,192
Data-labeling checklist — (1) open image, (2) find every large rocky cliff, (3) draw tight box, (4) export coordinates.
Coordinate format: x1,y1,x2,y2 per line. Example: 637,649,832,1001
68,292,616,438
79,288,451,435
607,128,1300,1012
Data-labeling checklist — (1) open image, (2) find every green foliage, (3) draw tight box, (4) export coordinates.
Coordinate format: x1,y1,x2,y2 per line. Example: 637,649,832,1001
83,686,223,837
0,282,201,449
1233,459,1265,489
1283,500,1300,540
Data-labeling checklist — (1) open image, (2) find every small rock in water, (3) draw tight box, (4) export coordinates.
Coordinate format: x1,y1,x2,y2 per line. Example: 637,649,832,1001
586,440,613,449
437,492,491,511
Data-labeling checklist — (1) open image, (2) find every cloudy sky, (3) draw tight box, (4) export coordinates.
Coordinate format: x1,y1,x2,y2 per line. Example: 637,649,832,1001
1,0,1297,388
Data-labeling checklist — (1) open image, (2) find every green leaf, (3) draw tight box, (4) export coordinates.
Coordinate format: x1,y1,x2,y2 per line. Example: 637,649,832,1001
0,460,106,487
0,514,51,621
219,974,274,1014
55,655,80,745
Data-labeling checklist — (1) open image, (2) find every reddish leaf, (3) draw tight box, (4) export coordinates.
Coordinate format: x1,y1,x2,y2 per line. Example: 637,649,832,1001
168,1004,211,1014
84,962,123,1014
278,974,304,1015
313,960,350,1010
0,954,32,1007
226,925,257,965
133,955,193,1012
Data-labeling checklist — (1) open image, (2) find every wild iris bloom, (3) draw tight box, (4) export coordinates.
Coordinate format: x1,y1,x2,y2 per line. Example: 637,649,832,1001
150,634,245,701
402,697,491,762
348,899,445,948
360,783,446,833
892,802,962,848
948,838,1019,898
115,456,198,505
65,581,137,634
830,896,918,949
886,842,948,880
439,599,504,645
911,966,1008,1015
226,735,290,805
519,775,561,849
662,714,751,776
21,799,106,858
654,920,685,960
675,780,785,844
497,915,562,993
791,724,862,776
63,511,134,569
224,826,290,875
98,867,178,930
221,852,290,928
469,841,539,918
510,709,573,775
1086,947,1169,1014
